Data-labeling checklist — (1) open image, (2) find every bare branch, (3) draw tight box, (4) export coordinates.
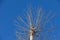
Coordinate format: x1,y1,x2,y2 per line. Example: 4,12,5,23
43,13,55,27
15,7,56,40
36,7,41,25
15,22,29,34
26,11,33,26
17,16,29,27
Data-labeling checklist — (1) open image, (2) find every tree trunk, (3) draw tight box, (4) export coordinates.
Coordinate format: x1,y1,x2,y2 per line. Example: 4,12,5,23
30,35,33,40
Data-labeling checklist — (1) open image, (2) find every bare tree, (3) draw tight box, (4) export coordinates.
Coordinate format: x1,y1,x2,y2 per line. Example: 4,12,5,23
14,7,56,40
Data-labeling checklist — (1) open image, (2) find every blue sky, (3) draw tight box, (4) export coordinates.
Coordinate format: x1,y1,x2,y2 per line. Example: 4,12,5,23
0,0,60,40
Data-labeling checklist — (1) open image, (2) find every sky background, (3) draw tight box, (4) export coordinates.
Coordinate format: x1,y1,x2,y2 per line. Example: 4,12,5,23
0,0,60,40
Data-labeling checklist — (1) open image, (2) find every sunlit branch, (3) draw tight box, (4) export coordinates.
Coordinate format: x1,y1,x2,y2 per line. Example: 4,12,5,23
16,31,22,40
35,8,42,30
15,22,29,34
17,16,29,27
26,11,33,27
35,12,45,32
16,30,29,40
43,13,55,27
36,7,41,25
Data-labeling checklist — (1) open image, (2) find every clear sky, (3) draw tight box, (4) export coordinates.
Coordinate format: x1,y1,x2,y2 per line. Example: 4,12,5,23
0,0,60,40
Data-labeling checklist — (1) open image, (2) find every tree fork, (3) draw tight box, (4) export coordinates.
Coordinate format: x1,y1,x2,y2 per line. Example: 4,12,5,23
30,25,35,40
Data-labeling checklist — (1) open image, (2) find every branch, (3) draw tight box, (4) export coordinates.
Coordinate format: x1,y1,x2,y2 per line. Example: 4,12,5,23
43,13,55,27
17,16,29,27
26,11,33,26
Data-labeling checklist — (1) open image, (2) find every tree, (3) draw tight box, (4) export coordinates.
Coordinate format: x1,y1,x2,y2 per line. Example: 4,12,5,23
14,7,56,40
